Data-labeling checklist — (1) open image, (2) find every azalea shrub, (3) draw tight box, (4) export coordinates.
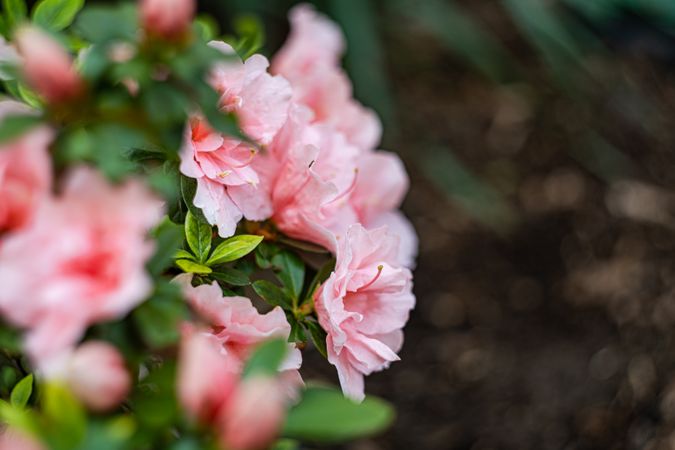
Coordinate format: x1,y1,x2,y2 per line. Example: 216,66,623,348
0,1,417,449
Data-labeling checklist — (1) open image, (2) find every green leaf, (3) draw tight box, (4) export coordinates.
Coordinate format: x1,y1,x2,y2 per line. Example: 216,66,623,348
3,0,27,32
10,374,32,408
242,339,286,379
287,316,306,344
255,241,279,269
73,4,137,44
133,282,188,348
193,14,218,42
42,383,87,448
147,217,183,276
283,386,394,443
278,236,330,253
303,257,335,305
180,175,208,223
252,280,292,310
206,234,263,266
272,251,305,303
184,211,212,263
32,0,84,31
17,83,41,108
232,14,265,60
175,259,212,274
173,249,194,260
0,115,42,144
304,320,327,359
132,361,179,429
210,267,250,286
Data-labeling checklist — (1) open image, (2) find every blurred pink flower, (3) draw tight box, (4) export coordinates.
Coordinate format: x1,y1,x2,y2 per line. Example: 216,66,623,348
177,329,287,450
0,167,163,368
174,274,302,380
219,375,287,450
140,0,195,41
180,43,292,237
0,429,44,450
314,224,415,401
66,341,131,412
272,4,381,150
14,26,84,104
0,101,53,234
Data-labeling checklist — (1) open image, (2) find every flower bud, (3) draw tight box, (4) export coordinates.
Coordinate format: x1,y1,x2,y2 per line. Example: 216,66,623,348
140,0,195,41
219,375,286,450
14,26,84,105
0,428,45,450
66,341,131,412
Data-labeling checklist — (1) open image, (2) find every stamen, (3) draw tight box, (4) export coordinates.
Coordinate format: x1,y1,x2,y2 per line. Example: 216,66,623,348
325,168,358,207
217,170,232,178
360,265,384,291
227,148,257,168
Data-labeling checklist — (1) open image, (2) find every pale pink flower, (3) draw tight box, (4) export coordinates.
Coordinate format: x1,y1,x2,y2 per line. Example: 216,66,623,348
140,0,195,41
174,274,302,381
66,341,131,412
0,167,163,367
272,4,382,150
0,429,44,450
219,375,286,450
177,329,287,450
180,43,292,237
0,101,52,234
14,26,84,104
314,224,415,401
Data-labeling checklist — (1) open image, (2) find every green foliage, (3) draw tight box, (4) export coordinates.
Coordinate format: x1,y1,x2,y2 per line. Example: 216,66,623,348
272,251,305,305
252,280,293,309
132,362,179,430
206,234,263,266
42,383,87,450
32,0,84,31
242,339,286,379
148,217,184,276
283,386,394,443
0,115,43,144
73,4,137,44
2,0,27,34
175,258,212,274
304,319,327,359
210,267,250,286
132,282,189,348
10,373,32,408
231,14,264,60
184,211,212,263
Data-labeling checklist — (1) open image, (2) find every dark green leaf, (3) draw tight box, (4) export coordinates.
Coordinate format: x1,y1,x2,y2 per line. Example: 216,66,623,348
232,14,264,60
303,257,335,305
283,386,394,443
9,374,32,408
272,251,305,303
73,4,137,44
185,211,212,263
206,234,263,266
133,282,188,348
255,241,279,269
242,339,286,379
278,236,330,253
32,0,83,31
132,361,179,429
0,115,42,144
211,267,250,286
252,280,292,310
180,175,208,223
304,320,327,359
287,316,306,344
147,217,183,276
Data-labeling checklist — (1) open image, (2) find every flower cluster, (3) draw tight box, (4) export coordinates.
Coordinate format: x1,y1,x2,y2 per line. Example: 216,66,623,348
0,1,416,449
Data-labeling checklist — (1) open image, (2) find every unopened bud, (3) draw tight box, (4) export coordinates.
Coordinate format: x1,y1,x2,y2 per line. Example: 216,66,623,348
140,0,195,41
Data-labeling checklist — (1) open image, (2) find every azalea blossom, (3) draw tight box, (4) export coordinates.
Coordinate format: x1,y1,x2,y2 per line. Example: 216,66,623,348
314,224,415,401
14,26,84,104
141,0,195,41
0,167,163,368
272,4,381,150
180,42,292,237
0,101,53,234
174,273,303,393
178,329,288,450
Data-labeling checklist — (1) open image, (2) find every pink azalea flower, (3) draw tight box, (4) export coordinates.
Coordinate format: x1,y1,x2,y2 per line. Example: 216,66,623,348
0,101,53,234
0,167,163,368
314,224,415,401
177,329,287,450
0,429,44,450
180,43,292,237
66,341,131,412
174,274,303,389
14,26,84,104
141,0,195,41
272,4,382,150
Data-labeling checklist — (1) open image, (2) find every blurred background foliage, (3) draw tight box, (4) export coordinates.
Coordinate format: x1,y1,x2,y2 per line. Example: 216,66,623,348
147,0,675,448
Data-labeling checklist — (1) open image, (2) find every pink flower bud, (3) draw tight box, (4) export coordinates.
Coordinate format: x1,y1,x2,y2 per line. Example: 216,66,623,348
219,376,286,450
14,27,84,105
140,0,195,41
66,341,131,412
0,428,45,450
